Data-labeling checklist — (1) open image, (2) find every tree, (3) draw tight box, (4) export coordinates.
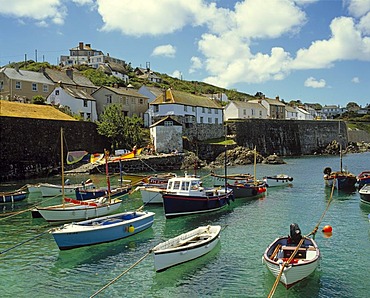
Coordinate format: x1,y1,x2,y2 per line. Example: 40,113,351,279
96,104,144,151
32,95,46,105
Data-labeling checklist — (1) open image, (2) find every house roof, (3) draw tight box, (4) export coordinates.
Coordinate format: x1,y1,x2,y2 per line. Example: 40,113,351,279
0,100,76,121
142,85,163,97
285,106,297,113
45,68,96,88
263,98,286,106
150,89,223,109
150,115,183,127
62,87,95,101
228,100,265,109
0,67,53,85
94,86,149,99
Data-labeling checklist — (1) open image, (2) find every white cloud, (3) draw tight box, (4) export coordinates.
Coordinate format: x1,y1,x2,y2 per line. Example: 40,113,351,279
189,57,203,74
0,0,67,25
347,0,370,18
151,44,176,58
171,70,182,79
304,77,326,88
352,76,360,83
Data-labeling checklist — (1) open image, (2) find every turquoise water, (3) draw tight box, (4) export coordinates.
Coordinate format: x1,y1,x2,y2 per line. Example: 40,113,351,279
1,153,370,298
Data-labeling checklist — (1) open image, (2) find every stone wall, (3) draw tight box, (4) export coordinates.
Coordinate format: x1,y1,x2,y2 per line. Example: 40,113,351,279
227,119,348,156
0,116,109,181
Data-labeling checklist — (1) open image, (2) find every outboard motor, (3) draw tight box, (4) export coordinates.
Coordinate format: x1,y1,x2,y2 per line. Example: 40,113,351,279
290,223,302,244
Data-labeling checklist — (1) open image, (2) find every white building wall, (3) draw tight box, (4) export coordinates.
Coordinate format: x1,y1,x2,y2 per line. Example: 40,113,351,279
47,87,98,121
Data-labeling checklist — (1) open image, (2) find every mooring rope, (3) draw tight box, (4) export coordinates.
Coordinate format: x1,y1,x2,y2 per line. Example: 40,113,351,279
267,179,336,297
0,228,53,255
89,251,151,298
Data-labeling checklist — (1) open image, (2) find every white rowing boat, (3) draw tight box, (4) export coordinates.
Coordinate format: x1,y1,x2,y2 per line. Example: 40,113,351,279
151,225,221,272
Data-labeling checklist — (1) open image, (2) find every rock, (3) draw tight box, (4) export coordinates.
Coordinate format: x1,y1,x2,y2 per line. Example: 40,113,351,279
262,153,286,164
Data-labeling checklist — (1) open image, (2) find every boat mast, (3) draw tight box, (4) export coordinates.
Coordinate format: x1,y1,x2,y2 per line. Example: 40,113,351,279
105,149,111,202
253,146,257,186
61,127,65,207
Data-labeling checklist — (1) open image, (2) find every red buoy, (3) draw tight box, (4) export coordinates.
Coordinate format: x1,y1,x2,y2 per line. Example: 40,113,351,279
322,225,333,233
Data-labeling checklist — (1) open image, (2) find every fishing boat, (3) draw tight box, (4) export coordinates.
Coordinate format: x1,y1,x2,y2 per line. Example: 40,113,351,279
38,179,95,197
359,184,370,205
0,190,27,203
323,142,356,190
51,211,155,250
162,173,233,218
262,223,320,289
151,225,221,272
137,185,166,204
263,174,293,187
357,171,370,188
35,129,123,223
26,183,41,193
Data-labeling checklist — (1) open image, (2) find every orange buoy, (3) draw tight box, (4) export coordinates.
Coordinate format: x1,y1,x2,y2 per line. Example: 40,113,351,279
322,225,333,233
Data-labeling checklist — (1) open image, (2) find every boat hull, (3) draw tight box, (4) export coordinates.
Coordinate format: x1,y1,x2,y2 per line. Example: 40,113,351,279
152,225,221,272
51,211,155,250
357,171,370,188
162,192,232,218
139,186,164,204
36,199,122,223
264,176,293,187
262,236,320,288
0,191,27,203
227,183,266,198
324,173,357,190
39,182,95,197
359,184,370,205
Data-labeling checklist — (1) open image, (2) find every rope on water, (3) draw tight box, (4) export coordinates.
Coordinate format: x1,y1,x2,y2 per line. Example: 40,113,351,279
89,251,151,298
0,228,53,255
0,193,62,221
267,179,336,297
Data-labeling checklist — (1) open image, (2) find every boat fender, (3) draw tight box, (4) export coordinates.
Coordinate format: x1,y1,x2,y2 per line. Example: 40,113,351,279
288,177,293,182
127,225,135,233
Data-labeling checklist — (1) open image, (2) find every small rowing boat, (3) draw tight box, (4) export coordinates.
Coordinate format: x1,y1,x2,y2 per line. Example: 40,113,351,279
0,190,27,203
151,225,221,272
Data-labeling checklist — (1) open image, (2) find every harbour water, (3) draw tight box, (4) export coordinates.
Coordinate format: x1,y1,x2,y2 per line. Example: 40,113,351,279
1,152,370,298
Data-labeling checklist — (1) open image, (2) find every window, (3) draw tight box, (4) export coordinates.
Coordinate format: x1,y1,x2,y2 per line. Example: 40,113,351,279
251,109,255,116
106,95,112,103
215,118,219,124
208,117,212,123
43,85,48,92
173,181,181,190
184,105,188,112
215,109,219,114
0,81,3,90
139,98,144,104
243,109,246,115
153,105,159,113
192,107,196,112
181,181,190,191
86,113,91,120
200,117,203,123
55,90,59,95
15,81,21,89
202,107,205,113
83,100,88,107
164,121,173,126
208,108,212,114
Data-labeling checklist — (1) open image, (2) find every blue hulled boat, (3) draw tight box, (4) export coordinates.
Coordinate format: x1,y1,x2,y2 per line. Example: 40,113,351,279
0,190,27,203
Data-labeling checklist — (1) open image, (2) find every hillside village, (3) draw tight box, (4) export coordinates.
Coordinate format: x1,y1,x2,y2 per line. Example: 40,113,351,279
1,41,370,154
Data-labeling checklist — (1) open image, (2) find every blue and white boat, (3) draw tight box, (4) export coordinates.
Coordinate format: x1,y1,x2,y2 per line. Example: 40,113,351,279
75,185,131,201
359,184,370,205
0,190,27,203
51,211,155,250
162,173,233,218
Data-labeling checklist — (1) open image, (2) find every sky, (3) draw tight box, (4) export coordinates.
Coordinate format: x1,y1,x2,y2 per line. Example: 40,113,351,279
0,0,369,107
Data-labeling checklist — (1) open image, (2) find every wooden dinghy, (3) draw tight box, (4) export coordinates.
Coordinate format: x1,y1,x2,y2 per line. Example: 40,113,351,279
151,225,221,272
0,190,27,203
262,223,320,289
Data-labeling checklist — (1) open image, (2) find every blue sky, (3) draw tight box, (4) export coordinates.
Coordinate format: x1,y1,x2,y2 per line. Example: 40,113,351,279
0,0,369,107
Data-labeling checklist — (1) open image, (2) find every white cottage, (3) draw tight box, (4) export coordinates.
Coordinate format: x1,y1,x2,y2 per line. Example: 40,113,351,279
150,116,183,154
224,100,267,120
47,86,97,121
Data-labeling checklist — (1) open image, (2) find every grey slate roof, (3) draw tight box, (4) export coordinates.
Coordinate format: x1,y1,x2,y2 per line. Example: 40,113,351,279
63,87,95,100
1,67,53,84
45,68,96,88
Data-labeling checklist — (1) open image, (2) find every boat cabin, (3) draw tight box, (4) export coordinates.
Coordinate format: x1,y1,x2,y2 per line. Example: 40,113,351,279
166,174,204,195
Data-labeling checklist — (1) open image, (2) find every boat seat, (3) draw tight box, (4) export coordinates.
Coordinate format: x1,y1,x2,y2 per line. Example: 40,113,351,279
282,246,307,259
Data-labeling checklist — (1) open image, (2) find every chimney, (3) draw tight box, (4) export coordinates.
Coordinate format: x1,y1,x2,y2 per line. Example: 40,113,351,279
276,96,280,101
79,42,84,50
15,64,20,72
86,43,91,48
66,69,73,80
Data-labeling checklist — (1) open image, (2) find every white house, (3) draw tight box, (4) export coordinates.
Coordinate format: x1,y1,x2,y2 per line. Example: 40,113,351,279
47,86,98,121
224,100,267,120
296,107,313,120
321,105,347,118
150,116,183,154
285,106,298,120
149,88,224,126
250,96,286,119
